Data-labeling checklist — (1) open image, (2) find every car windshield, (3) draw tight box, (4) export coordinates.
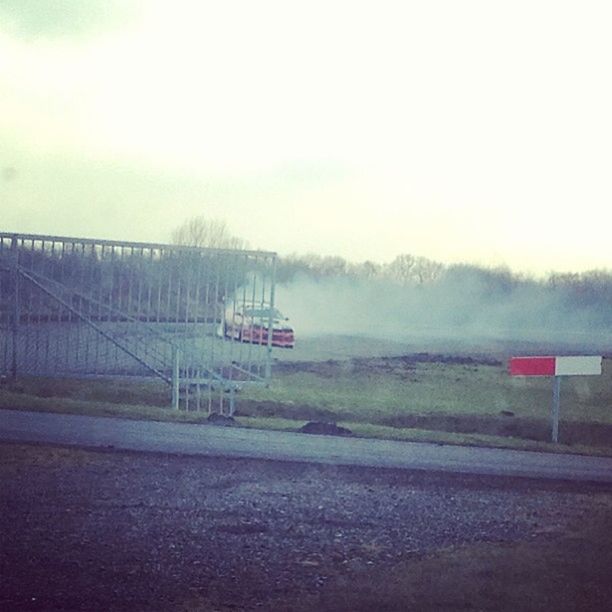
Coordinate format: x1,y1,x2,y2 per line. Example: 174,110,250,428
244,307,283,319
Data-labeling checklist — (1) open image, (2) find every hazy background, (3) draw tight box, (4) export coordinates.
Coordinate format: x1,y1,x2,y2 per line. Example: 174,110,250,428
1,0,611,275
272,257,612,350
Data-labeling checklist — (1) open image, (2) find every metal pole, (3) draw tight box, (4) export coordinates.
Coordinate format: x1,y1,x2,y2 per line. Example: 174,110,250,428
551,375,561,443
172,346,181,410
10,236,19,379
229,385,235,417
264,255,276,384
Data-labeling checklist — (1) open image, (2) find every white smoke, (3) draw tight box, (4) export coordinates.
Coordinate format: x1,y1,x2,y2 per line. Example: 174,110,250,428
275,273,612,349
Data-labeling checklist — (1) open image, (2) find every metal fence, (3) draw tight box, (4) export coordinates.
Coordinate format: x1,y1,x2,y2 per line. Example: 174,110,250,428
0,232,277,413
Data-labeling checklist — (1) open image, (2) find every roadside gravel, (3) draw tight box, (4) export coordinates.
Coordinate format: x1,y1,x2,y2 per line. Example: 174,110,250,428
1,443,609,611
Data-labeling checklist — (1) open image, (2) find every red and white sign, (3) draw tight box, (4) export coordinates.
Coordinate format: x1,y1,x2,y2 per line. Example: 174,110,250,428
509,356,602,377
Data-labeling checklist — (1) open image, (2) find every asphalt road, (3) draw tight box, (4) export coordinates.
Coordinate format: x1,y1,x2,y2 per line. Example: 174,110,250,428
2,409,612,483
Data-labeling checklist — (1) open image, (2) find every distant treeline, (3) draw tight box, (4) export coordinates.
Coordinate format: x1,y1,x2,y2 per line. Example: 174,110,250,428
169,215,612,312
277,254,612,286
276,253,444,284
276,253,612,312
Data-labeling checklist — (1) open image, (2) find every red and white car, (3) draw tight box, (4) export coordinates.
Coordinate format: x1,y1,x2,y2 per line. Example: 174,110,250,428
219,302,295,349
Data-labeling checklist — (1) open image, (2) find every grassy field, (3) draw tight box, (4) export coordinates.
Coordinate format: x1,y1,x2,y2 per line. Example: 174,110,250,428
1,353,611,454
244,357,612,423
239,355,612,449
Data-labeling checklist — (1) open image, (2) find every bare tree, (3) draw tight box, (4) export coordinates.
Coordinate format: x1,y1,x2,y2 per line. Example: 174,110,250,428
386,254,444,284
171,216,249,250
413,256,444,284
386,254,417,284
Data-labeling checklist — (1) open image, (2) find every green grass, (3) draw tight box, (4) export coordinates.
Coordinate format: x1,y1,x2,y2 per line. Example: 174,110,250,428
1,376,169,407
0,388,210,424
235,416,612,456
237,358,612,448
243,360,612,424
3,387,611,456
1,356,610,454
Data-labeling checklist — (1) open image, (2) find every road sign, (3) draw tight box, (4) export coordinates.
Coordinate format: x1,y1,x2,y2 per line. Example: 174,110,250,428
509,355,602,377
509,355,603,443
509,356,556,376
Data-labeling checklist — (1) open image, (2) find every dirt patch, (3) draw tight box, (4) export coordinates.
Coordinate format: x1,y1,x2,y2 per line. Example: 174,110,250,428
237,401,612,448
207,413,237,426
378,414,612,447
299,422,353,436
273,352,502,378
237,399,353,422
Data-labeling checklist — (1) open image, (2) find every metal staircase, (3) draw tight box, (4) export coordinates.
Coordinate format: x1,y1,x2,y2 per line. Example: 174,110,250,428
0,232,276,414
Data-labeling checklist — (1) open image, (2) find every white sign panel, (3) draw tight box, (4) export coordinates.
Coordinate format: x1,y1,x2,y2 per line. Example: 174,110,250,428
555,356,602,376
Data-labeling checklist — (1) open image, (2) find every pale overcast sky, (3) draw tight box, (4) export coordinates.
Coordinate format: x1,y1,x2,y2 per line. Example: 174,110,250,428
1,0,611,274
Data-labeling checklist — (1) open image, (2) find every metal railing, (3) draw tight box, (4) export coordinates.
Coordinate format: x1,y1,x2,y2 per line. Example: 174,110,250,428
0,232,277,413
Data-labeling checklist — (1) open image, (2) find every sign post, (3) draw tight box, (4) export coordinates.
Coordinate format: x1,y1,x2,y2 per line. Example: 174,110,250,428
509,356,602,443
551,376,561,443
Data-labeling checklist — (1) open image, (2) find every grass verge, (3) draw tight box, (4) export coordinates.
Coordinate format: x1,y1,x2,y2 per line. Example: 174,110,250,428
236,416,612,456
3,385,611,457
2,355,611,456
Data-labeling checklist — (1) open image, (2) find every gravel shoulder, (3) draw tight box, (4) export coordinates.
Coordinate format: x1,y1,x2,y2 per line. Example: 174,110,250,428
2,442,611,611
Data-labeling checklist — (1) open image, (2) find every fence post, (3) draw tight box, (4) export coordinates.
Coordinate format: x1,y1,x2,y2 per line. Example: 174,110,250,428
551,375,561,443
10,236,19,379
172,347,181,410
229,385,236,417
264,255,277,385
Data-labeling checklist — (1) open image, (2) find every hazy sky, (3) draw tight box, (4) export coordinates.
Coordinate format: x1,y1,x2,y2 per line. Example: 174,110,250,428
1,0,611,274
